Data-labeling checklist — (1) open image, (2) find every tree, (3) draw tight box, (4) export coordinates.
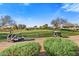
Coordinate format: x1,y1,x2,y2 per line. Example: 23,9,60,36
0,15,16,33
33,25,38,29
12,24,18,30
39,26,42,29
43,24,48,29
18,24,26,29
51,17,67,29
17,24,26,37
0,15,16,26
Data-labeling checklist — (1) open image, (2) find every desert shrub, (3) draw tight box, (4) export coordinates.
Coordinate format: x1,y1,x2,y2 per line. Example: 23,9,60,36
0,42,40,56
44,38,78,56
61,34,69,38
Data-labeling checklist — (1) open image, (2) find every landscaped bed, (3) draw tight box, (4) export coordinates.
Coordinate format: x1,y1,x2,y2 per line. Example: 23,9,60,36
0,29,79,56
44,37,78,56
0,37,79,56
0,42,40,56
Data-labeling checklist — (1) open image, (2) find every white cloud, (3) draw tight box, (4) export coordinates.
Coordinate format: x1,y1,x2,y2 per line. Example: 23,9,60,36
23,3,30,6
62,3,79,12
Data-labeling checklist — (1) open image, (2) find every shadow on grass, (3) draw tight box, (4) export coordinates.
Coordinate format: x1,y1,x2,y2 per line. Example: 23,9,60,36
39,51,47,56
76,47,79,56
8,38,35,43
39,47,79,56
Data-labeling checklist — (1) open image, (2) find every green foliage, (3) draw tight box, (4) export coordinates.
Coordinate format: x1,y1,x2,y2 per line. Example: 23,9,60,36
41,24,48,29
60,29,74,32
61,34,69,38
17,30,53,38
0,30,53,42
61,30,79,36
44,38,78,56
0,42,40,56
18,24,26,29
1,29,79,42
0,32,8,42
12,24,18,30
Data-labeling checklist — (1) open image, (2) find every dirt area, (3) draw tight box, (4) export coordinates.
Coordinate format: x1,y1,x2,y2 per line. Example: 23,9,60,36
0,42,14,51
69,35,79,46
0,36,79,56
0,37,46,55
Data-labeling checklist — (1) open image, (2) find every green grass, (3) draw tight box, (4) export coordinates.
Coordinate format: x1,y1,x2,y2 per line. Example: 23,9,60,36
17,30,53,38
0,42,40,56
0,30,53,42
44,37,78,56
0,32,8,42
0,29,79,42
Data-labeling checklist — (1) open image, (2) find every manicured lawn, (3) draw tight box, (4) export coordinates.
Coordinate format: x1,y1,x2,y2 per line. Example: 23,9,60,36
0,29,79,42
0,32,8,42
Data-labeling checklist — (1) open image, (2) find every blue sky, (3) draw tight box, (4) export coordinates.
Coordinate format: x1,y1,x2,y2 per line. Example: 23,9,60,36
0,3,79,27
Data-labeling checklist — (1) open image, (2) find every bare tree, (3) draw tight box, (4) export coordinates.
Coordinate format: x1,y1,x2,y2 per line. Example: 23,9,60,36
51,17,67,29
18,24,26,29
0,15,16,34
0,15,16,26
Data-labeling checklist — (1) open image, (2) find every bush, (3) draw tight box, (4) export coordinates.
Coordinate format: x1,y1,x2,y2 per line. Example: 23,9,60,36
44,38,78,56
0,42,40,56
61,34,69,38
60,29,74,32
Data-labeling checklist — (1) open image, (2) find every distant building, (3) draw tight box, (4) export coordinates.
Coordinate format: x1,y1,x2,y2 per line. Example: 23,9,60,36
1,23,13,28
63,23,74,28
61,23,79,30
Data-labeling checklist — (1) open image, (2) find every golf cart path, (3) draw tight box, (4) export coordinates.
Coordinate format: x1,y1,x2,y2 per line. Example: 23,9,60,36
1,36,79,55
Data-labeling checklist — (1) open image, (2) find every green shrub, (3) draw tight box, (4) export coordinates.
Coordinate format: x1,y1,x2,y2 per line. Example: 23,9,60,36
0,42,40,56
60,29,74,32
61,34,69,38
44,38,78,56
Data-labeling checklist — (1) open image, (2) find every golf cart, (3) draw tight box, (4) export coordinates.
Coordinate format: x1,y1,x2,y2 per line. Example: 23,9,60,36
7,34,34,42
